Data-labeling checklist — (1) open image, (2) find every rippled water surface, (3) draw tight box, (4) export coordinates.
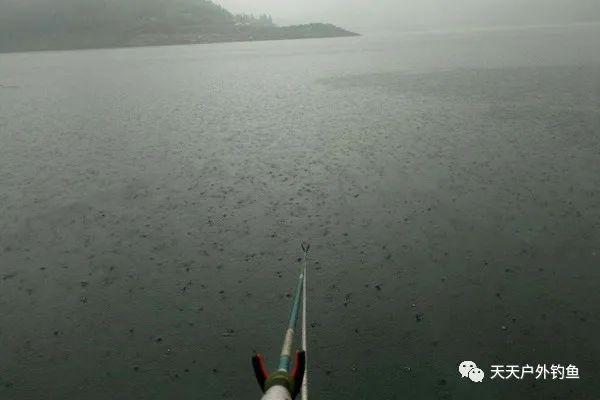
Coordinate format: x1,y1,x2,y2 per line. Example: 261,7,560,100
1,24,599,399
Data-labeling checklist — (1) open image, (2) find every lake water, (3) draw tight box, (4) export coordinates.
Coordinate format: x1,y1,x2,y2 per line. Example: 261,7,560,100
1,23,599,399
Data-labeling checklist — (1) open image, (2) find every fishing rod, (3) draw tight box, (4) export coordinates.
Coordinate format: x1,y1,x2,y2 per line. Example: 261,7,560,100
252,241,310,400
300,242,308,400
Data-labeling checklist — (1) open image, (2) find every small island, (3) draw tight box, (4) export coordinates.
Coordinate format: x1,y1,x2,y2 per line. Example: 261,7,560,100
0,0,359,53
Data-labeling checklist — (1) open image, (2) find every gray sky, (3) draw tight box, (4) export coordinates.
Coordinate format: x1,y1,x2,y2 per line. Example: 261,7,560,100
216,0,600,32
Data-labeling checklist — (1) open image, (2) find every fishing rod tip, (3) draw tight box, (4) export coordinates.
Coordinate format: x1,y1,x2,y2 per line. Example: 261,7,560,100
301,241,310,252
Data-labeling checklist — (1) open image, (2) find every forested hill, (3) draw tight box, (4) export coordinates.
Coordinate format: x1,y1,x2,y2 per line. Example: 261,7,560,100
0,0,359,53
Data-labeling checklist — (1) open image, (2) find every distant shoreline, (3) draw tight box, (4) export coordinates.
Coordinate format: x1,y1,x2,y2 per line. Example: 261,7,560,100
0,33,360,55
0,23,359,54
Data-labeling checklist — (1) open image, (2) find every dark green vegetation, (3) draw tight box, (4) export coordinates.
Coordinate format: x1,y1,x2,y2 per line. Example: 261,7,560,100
0,0,358,53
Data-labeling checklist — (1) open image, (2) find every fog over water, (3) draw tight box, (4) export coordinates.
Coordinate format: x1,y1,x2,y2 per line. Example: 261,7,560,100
217,0,600,31
1,1,599,400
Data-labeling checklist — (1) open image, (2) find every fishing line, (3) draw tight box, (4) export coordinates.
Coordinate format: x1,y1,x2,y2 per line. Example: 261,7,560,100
300,241,310,400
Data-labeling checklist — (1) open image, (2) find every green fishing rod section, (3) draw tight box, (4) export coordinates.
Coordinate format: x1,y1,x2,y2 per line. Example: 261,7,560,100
278,268,304,371
252,242,309,400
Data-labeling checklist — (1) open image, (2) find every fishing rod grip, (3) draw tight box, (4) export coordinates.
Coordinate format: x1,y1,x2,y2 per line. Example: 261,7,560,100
260,385,292,400
252,351,306,399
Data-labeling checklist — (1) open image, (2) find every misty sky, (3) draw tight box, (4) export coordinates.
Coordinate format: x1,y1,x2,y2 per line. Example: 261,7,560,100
216,0,600,31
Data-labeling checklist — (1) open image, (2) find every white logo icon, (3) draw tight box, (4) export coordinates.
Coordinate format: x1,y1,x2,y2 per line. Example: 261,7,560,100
468,367,485,382
459,361,485,382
